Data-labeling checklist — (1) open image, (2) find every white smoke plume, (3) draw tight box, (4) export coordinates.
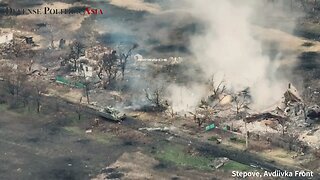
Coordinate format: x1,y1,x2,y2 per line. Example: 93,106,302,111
168,83,206,112
169,0,291,111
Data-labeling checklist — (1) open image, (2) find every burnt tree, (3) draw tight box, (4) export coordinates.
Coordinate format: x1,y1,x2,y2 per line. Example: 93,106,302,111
232,88,251,116
76,97,83,120
3,66,27,98
101,51,119,88
144,85,168,111
32,82,46,113
69,41,85,71
207,76,226,102
119,44,138,80
192,107,213,128
82,80,92,104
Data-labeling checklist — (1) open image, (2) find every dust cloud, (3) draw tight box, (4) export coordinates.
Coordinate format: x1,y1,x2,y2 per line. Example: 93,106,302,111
168,0,293,111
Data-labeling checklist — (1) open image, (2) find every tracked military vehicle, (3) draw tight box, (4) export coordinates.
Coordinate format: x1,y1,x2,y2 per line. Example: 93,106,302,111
97,106,126,121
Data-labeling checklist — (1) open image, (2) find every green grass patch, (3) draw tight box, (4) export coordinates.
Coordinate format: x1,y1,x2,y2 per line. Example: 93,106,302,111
155,145,214,170
0,104,8,112
229,136,246,144
63,126,114,144
222,161,253,171
64,126,83,135
208,136,219,141
66,113,82,124
3,105,48,121
92,132,114,144
14,106,40,116
63,112,91,125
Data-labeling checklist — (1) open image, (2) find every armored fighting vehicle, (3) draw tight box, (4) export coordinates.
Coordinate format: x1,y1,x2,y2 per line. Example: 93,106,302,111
97,106,126,121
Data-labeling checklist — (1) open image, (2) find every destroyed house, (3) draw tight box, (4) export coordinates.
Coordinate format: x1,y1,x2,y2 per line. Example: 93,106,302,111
79,63,93,78
25,36,34,44
74,56,94,78
85,45,113,60
284,85,301,101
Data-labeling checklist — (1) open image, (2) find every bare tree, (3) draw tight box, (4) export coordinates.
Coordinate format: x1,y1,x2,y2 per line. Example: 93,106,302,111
69,41,85,71
76,97,83,120
3,66,27,98
82,80,92,104
0,62,34,109
144,85,168,111
100,51,119,88
193,114,206,128
198,76,228,118
20,85,32,109
119,44,138,80
189,77,228,127
166,105,177,118
190,107,213,127
207,75,226,102
244,118,249,149
32,82,46,113
0,65,16,96
234,89,251,150
232,88,251,116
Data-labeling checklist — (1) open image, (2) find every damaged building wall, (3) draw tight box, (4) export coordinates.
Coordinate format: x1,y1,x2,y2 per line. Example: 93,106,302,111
85,45,113,60
77,63,93,78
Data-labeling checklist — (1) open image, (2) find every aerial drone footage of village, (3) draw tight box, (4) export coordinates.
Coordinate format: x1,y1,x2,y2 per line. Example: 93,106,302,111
0,0,320,179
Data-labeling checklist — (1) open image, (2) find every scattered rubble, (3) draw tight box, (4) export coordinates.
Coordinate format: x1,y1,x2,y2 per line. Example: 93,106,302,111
85,45,113,61
138,127,170,132
25,36,34,45
284,83,302,103
307,105,320,120
245,113,287,124
85,129,93,134
93,167,124,180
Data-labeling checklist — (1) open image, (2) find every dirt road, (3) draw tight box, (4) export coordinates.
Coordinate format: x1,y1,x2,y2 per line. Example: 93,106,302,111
0,85,317,179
